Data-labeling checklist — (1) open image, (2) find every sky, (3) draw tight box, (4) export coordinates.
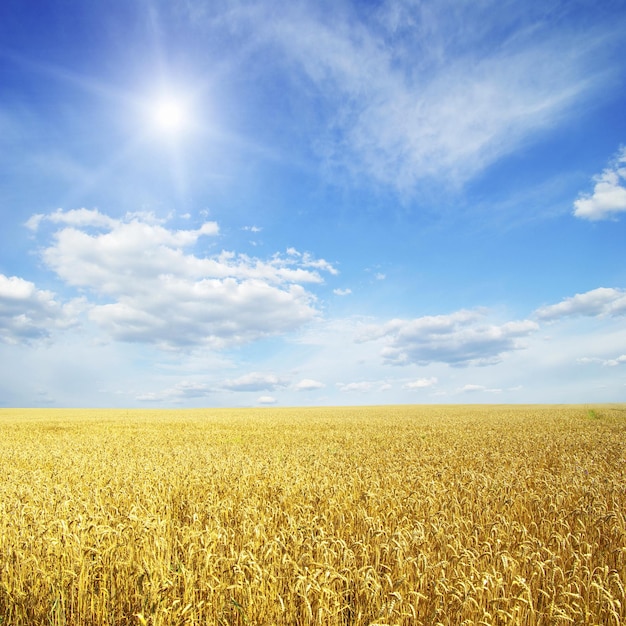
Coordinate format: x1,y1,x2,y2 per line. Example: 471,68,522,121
1,0,626,408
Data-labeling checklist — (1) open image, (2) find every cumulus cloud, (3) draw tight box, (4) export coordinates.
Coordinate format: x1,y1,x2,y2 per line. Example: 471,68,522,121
404,377,438,390
0,274,82,344
535,287,626,320
32,209,337,350
222,372,288,392
333,288,352,296
358,310,538,367
294,378,325,391
573,147,626,220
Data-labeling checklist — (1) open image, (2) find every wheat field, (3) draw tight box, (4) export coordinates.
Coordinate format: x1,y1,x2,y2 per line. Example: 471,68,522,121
0,405,625,625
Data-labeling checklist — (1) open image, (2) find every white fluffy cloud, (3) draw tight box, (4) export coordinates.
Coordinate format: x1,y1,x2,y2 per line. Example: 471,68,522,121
535,287,626,320
0,274,81,344
573,147,626,220
359,310,538,367
30,209,337,349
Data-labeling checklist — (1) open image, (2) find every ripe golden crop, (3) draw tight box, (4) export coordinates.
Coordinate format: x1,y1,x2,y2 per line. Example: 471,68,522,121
0,405,624,625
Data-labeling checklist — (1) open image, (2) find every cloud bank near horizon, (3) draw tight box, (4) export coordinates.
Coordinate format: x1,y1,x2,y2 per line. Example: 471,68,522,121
4,210,625,357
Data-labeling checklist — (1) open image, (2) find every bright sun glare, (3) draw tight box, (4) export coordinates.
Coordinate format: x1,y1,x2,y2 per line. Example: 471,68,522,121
152,96,188,134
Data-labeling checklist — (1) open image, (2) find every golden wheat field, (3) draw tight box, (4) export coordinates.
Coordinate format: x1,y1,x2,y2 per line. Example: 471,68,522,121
0,405,625,626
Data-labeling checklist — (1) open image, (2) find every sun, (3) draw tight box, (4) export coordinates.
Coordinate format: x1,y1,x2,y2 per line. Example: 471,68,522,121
151,95,188,134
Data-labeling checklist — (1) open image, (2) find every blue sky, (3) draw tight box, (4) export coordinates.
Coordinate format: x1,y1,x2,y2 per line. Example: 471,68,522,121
1,0,626,407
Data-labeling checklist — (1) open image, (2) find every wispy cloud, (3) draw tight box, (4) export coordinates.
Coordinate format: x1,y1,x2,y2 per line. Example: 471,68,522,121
459,384,502,394
294,378,325,391
336,380,390,393
137,371,290,401
404,377,438,390
222,372,288,392
577,354,626,367
573,147,626,220
137,381,214,402
230,0,622,191
257,395,277,404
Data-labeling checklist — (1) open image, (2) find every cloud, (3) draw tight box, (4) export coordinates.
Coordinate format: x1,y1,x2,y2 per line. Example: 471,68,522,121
294,378,325,391
459,384,502,394
535,287,626,320
604,355,626,367
138,371,292,402
461,384,487,393
0,274,82,344
573,147,626,220
358,309,538,367
257,395,277,404
26,207,120,231
404,377,438,390
240,0,621,190
336,380,390,393
33,209,337,350
333,288,352,296
222,372,288,392
577,354,626,367
137,381,214,402
337,381,374,393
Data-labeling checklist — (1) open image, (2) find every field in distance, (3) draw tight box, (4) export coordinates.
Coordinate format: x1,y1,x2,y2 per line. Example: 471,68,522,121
1,404,625,625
